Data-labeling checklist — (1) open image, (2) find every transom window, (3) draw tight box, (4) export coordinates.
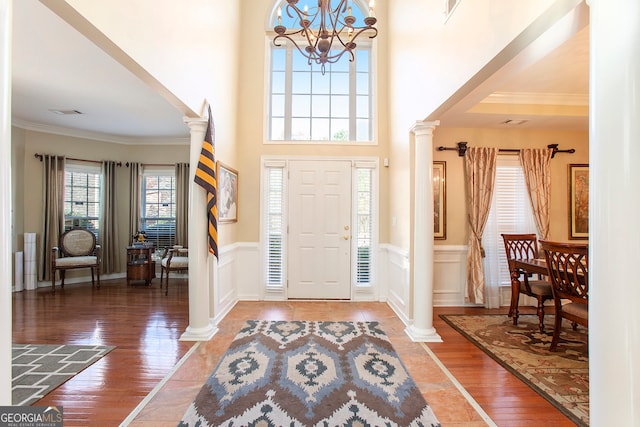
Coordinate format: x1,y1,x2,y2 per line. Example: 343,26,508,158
268,1,374,143
64,163,101,235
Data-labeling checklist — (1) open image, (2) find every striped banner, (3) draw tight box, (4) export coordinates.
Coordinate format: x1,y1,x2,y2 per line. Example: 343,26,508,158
194,107,218,258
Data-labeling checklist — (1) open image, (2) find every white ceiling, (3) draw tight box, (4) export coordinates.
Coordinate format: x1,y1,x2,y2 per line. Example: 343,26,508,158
11,1,589,142
11,0,189,142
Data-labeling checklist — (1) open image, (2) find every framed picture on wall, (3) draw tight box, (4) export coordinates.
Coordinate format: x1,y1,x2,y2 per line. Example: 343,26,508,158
433,161,446,240
568,163,588,239
217,162,238,223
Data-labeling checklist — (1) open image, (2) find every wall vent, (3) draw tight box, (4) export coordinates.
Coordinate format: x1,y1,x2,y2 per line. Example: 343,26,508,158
49,109,83,115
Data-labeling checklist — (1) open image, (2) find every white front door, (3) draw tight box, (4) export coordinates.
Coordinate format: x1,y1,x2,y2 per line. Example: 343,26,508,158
288,160,352,299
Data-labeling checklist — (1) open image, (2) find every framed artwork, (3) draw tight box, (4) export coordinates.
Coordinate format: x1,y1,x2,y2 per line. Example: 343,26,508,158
217,162,238,223
568,164,589,239
433,161,446,239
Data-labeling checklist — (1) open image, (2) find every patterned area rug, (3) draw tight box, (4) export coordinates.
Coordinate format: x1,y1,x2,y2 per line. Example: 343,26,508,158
440,314,589,426
178,320,441,426
12,344,115,406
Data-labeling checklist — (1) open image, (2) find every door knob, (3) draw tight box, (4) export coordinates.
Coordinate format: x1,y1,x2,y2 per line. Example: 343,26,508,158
343,235,350,240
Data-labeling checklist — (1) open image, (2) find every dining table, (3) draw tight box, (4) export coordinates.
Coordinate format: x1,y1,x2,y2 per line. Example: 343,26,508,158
512,258,548,277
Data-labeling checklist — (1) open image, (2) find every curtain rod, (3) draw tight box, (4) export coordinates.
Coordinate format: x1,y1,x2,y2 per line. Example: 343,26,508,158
34,153,122,167
437,142,575,158
125,162,178,167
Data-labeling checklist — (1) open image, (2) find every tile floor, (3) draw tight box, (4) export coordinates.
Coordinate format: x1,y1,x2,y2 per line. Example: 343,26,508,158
126,301,489,426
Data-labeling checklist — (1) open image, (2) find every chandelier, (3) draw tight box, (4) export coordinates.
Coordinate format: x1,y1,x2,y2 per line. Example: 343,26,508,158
273,0,378,74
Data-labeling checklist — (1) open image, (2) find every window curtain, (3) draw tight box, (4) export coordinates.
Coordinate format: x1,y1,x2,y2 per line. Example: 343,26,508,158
40,155,66,281
128,162,141,244
99,161,120,274
464,147,498,304
175,162,190,247
519,148,553,240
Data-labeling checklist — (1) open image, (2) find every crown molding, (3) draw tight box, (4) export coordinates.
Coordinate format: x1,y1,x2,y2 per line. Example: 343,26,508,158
12,119,189,145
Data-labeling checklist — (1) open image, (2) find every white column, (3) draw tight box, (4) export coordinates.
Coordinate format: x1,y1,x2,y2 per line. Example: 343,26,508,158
588,0,640,425
406,121,442,342
0,0,12,405
180,117,217,341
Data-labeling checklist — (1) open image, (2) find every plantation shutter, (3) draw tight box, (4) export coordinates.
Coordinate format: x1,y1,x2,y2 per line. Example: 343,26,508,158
354,161,377,286
264,161,286,287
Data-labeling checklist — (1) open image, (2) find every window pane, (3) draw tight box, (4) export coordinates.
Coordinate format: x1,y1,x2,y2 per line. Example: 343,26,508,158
291,94,311,117
292,71,311,93
356,118,370,141
331,119,349,140
272,49,286,72
272,94,285,116
331,95,349,117
292,118,311,139
312,72,330,94
311,118,330,140
356,95,369,118
292,50,311,71
331,73,349,95
272,71,286,93
356,72,369,95
271,117,285,140
356,50,369,73
311,95,330,117
330,55,349,72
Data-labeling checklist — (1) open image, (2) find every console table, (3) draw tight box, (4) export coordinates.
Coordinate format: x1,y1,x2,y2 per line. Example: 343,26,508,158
126,246,155,285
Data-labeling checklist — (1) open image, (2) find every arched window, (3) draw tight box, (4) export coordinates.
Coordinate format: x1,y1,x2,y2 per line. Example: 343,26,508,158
267,0,375,144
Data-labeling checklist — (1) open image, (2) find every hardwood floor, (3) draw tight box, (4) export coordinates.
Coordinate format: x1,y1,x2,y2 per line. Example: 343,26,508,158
12,278,575,426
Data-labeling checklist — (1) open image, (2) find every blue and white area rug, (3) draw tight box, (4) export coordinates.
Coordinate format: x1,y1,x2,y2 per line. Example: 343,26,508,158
178,320,441,426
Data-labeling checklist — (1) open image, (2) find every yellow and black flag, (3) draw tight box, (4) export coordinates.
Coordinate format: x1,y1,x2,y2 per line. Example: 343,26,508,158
194,106,218,258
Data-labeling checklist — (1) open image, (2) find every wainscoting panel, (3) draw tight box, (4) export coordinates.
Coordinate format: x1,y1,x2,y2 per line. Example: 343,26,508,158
433,245,468,306
230,243,261,301
380,244,410,325
215,245,239,322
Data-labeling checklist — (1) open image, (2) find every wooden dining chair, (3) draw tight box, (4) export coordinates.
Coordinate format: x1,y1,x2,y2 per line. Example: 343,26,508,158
539,240,588,351
501,233,553,332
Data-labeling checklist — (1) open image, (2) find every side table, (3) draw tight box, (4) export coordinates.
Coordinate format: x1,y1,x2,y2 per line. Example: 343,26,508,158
126,246,155,285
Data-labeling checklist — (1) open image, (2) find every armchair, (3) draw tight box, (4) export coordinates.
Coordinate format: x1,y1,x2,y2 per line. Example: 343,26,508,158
51,228,101,293
160,247,188,296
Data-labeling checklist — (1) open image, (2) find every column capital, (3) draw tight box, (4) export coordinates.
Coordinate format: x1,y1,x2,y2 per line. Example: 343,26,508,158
183,116,208,132
410,120,440,137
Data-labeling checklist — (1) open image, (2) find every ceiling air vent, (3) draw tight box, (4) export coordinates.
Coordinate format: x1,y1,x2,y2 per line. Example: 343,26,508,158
500,119,529,126
49,109,83,115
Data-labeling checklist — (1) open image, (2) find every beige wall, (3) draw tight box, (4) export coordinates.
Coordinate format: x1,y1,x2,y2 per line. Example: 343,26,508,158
432,127,589,245
386,0,582,251
15,128,189,274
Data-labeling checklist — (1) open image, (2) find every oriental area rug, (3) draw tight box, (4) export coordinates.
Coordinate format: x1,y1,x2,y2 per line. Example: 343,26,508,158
178,320,441,426
12,343,115,406
440,314,589,426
